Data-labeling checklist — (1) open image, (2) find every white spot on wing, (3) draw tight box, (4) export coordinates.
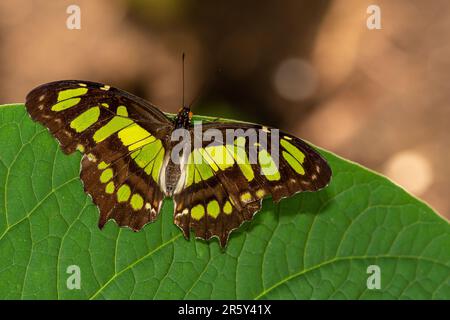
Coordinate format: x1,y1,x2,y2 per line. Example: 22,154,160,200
87,153,97,162
175,208,189,218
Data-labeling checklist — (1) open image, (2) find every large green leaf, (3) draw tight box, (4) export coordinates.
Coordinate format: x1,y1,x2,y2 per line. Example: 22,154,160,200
0,104,448,300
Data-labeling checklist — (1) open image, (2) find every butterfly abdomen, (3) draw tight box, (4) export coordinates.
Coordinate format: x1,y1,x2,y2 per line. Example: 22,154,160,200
163,158,181,196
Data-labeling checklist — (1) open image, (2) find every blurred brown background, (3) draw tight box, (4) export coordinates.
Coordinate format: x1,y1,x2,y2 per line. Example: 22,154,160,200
0,0,448,219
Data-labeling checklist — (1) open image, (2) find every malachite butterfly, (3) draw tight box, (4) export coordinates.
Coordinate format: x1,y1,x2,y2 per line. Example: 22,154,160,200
25,80,331,247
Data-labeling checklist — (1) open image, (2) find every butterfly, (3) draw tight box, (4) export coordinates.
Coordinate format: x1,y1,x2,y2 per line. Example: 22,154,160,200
25,80,331,247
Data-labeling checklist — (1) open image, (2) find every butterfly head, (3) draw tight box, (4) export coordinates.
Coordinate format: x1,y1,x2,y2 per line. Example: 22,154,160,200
174,106,193,129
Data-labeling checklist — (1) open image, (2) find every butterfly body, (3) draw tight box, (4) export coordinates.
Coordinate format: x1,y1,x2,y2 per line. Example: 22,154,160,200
25,80,331,247
163,140,184,196
161,106,193,195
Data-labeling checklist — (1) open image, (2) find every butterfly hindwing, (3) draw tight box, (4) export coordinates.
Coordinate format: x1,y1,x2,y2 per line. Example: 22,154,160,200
80,143,166,231
25,80,172,231
173,122,331,247
173,167,259,247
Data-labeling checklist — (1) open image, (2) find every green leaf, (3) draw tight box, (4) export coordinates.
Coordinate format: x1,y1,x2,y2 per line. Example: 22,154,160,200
0,104,449,300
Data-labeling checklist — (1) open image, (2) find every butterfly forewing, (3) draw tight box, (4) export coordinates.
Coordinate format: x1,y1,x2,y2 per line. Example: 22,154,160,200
26,80,171,153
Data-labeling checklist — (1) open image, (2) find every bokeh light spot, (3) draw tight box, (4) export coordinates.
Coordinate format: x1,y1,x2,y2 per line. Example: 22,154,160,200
384,150,433,195
273,58,318,101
